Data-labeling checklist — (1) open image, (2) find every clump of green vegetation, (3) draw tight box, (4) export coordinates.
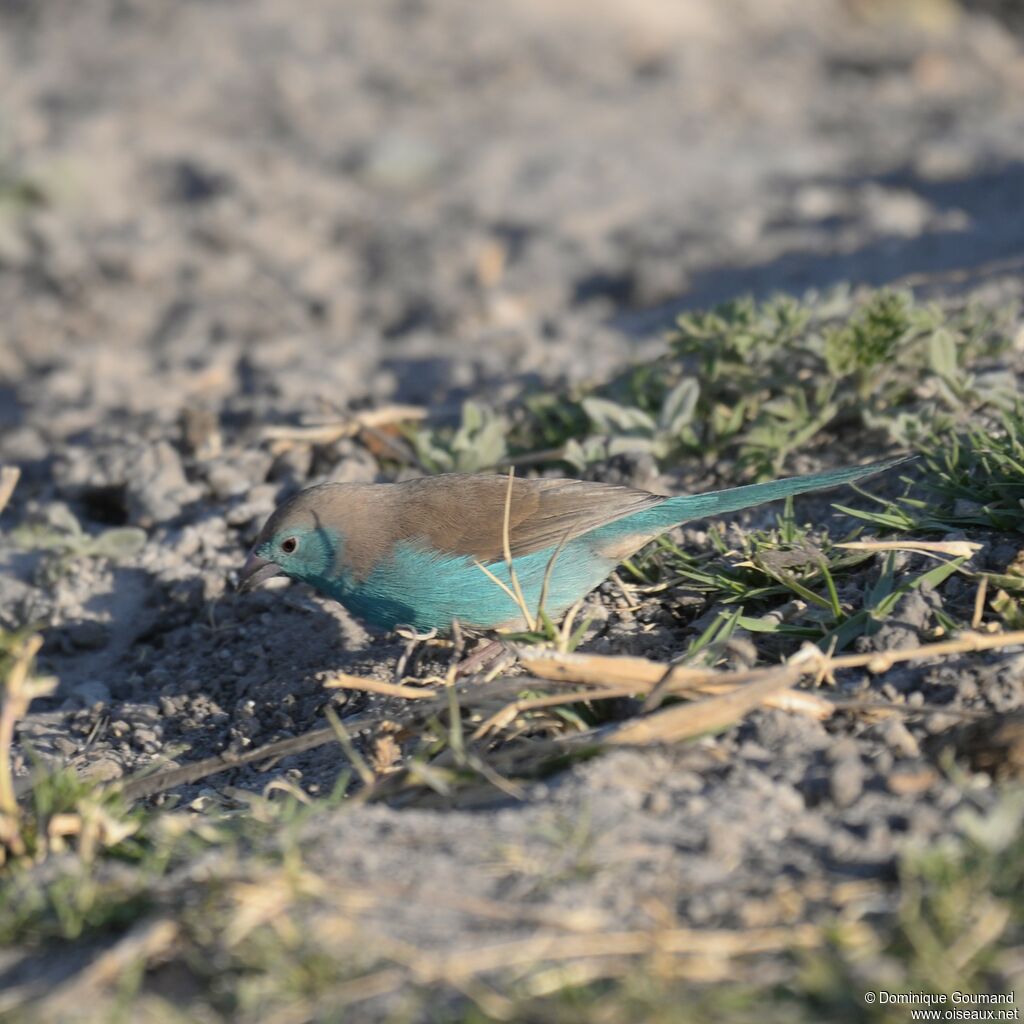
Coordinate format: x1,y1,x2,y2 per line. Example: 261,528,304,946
837,404,1024,535
405,289,1018,480
803,790,1024,1023
621,499,966,654
11,504,146,583
0,627,147,879
408,400,510,473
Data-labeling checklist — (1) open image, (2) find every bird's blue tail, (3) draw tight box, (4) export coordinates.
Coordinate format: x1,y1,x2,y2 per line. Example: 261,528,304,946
648,455,913,529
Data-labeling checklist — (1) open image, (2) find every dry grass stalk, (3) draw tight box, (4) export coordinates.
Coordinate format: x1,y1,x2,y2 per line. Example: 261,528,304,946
601,658,807,746
26,916,179,1016
324,673,438,700
260,405,427,446
415,921,822,979
472,685,642,740
474,467,537,631
281,921,822,1018
520,648,833,719
972,574,989,630
827,628,1024,673
1,633,56,861
836,540,982,558
500,467,535,631
523,628,1024,720
0,465,20,517
536,527,574,628
324,706,376,787
520,649,712,688
118,710,380,802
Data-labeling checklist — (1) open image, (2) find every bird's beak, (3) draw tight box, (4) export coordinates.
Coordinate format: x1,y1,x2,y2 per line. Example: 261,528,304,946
237,552,282,592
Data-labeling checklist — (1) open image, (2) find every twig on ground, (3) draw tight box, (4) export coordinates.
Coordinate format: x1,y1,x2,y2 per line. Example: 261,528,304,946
599,657,809,746
324,706,375,788
835,540,983,558
117,711,380,802
325,673,438,701
260,405,427,447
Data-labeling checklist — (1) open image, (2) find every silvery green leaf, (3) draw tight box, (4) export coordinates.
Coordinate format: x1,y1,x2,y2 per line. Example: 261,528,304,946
581,397,656,435
452,411,507,472
460,400,486,433
47,503,83,537
410,433,454,472
660,378,700,433
955,790,1024,854
607,435,657,456
926,328,958,379
561,439,588,473
91,527,148,560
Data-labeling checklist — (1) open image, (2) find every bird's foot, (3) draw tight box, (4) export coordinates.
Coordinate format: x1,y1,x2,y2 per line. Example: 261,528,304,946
393,625,447,682
454,637,512,678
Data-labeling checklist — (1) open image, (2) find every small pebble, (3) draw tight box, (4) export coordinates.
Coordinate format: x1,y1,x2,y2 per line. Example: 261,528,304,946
830,757,864,808
887,764,938,795
880,719,920,759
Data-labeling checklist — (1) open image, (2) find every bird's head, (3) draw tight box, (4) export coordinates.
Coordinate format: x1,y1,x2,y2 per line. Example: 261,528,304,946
237,486,342,591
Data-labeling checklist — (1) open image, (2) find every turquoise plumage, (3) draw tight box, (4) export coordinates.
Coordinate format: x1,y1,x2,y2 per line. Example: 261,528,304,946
239,457,909,632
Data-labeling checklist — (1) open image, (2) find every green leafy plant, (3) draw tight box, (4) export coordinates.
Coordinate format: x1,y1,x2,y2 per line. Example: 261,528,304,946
393,291,1017,481
838,404,1024,535
407,400,509,473
11,504,146,583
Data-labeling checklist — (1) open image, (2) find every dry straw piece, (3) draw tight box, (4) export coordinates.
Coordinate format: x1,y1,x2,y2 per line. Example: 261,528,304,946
0,465,20,517
259,405,427,447
835,539,983,558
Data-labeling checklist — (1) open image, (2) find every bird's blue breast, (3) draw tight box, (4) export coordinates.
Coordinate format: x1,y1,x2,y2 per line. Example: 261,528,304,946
313,539,619,631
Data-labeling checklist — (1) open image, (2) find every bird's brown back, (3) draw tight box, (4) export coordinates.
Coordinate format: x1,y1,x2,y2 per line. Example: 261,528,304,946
268,474,665,579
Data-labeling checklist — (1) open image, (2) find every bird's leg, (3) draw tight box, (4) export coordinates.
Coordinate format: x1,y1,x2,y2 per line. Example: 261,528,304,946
454,637,510,678
393,625,440,683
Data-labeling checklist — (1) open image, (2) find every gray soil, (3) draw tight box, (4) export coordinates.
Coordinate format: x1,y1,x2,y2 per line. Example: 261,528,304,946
2,0,1024,1017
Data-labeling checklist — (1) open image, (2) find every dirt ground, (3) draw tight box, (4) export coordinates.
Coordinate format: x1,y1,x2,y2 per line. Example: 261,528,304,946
2,0,1024,1019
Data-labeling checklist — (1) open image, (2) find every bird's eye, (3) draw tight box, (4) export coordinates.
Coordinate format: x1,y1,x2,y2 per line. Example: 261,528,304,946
281,537,298,555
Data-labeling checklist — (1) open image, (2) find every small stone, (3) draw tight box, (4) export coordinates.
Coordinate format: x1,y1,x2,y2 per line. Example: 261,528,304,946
79,753,124,782
686,796,709,816
925,712,958,735
830,757,864,808
879,719,920,759
705,819,742,866
133,727,160,747
887,765,939,795
126,441,193,526
269,446,313,483
826,737,859,763
53,736,77,757
180,406,222,459
206,460,250,500
67,621,111,651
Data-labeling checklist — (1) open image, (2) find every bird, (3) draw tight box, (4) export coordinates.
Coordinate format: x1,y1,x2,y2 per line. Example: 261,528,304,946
238,456,910,633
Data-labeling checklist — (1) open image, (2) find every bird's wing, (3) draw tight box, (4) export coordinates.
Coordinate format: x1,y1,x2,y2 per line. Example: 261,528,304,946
392,474,664,563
